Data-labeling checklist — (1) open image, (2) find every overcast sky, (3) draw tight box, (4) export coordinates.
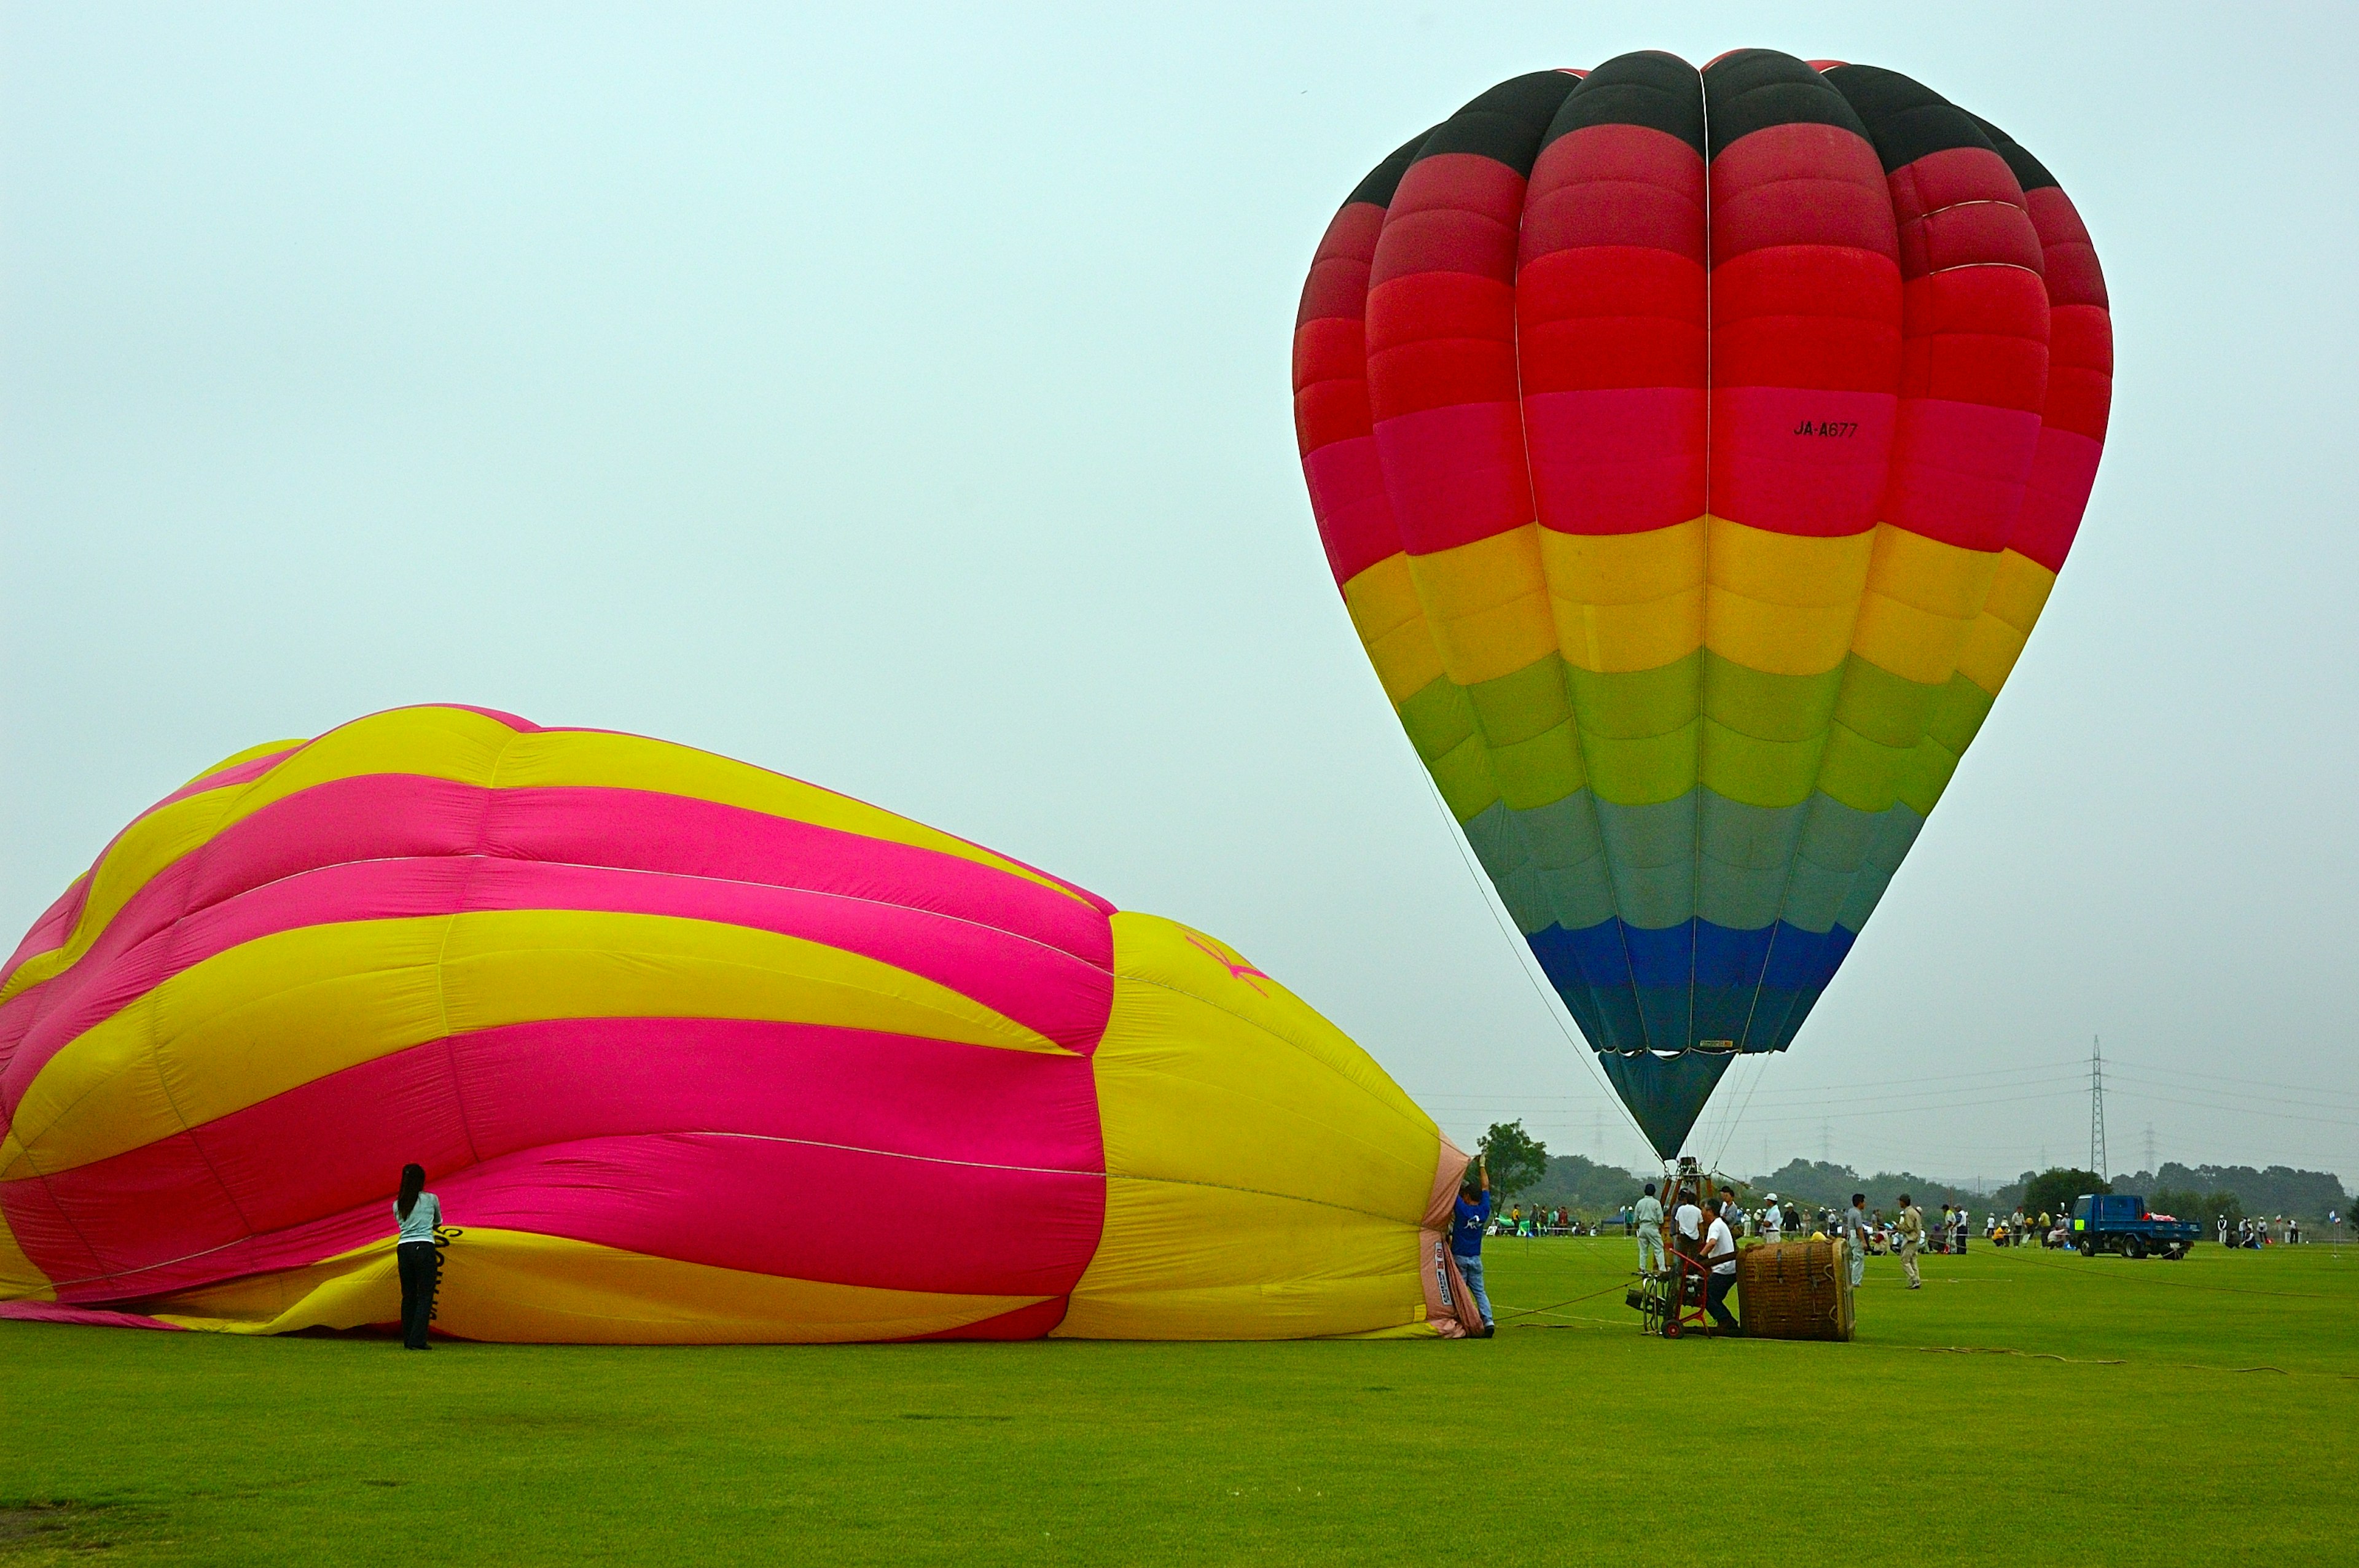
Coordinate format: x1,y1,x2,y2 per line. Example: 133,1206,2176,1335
6,2,2354,1188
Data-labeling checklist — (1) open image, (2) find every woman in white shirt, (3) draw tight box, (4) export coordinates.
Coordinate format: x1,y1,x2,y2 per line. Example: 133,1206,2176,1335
394,1163,443,1350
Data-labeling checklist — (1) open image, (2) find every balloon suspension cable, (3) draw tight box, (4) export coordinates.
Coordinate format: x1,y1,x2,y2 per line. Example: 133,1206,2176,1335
1417,771,1654,1156
1705,1050,1772,1176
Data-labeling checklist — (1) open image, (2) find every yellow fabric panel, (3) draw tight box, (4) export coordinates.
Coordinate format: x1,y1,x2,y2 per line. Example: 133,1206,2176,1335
1955,612,2031,696
1068,912,1439,1338
0,1207,52,1301
1705,590,1859,676
1863,526,2000,620
1056,1177,1425,1340
1708,517,1875,607
1405,528,1557,685
1095,912,1438,1197
434,909,1055,1051
1848,590,1974,686
1981,549,2057,636
1549,587,1705,674
7,910,1052,1181
146,1230,1039,1343
179,737,309,789
1342,555,1445,703
1539,519,1707,674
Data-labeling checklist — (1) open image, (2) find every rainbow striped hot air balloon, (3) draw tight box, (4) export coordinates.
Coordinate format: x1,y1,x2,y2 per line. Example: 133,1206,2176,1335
1293,52,2112,1158
0,706,1476,1341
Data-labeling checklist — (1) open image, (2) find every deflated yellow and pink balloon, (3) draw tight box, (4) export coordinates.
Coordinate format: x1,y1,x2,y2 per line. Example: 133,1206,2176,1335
1,706,1475,1342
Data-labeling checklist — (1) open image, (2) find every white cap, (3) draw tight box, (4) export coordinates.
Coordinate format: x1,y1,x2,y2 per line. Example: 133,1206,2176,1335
1766,1193,1777,1201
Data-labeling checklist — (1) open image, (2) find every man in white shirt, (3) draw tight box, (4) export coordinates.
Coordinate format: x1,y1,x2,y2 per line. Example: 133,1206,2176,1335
1702,1199,1741,1335
1761,1193,1784,1244
1633,1182,1665,1276
1671,1190,1705,1311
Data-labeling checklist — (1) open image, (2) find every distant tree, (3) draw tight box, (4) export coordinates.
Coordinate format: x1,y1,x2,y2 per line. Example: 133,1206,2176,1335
1478,1121,1549,1201
2022,1168,2109,1218
1519,1153,1659,1217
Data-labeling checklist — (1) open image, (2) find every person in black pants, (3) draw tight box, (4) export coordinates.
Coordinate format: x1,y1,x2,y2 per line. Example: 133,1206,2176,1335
1702,1199,1742,1335
393,1163,444,1349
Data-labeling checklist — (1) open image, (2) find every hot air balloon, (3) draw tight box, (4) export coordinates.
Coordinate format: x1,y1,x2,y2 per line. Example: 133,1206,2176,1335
0,706,1476,1341
1293,52,2111,1158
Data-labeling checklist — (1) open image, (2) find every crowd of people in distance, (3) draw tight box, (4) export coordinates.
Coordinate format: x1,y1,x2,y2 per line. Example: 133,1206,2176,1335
2218,1215,2306,1247
1482,1203,1606,1238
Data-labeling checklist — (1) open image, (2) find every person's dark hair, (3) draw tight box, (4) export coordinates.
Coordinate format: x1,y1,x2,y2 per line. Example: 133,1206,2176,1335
1643,1182,1656,1196
397,1163,426,1220
1853,1193,1866,1206
1899,1193,1912,1206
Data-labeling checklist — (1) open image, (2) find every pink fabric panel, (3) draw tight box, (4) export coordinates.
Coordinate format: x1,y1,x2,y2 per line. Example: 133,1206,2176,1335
2,776,1117,1109
0,1166,105,1287
448,1131,1100,1297
29,1016,1104,1300
12,1130,256,1285
2010,427,2104,573
1524,387,1706,536
1708,386,1898,537
1303,435,1402,586
1880,399,2044,551
1371,400,1533,556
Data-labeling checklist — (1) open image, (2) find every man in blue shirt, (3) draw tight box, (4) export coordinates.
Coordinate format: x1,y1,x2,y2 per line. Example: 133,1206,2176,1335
1451,1154,1495,1338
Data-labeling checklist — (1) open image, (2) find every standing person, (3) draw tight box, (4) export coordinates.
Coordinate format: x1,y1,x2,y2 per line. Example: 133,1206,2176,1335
393,1162,442,1351
1841,1193,1869,1290
1702,1200,1742,1335
1634,1182,1665,1277
1761,1193,1785,1244
1451,1156,1496,1338
1673,1186,1705,1311
1896,1193,1925,1289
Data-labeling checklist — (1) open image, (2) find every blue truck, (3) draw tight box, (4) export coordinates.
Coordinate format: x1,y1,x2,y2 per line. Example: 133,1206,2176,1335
2071,1193,2202,1260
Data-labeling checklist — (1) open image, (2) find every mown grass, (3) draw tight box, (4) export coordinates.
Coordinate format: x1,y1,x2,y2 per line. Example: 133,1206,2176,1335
2,1238,2352,1566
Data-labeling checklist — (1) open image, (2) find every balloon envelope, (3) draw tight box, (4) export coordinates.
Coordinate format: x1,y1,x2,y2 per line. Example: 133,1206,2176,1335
1293,52,2111,1157
1,706,1474,1341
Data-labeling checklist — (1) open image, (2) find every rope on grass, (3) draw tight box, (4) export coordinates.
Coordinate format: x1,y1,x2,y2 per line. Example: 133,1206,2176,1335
1494,1278,1640,1323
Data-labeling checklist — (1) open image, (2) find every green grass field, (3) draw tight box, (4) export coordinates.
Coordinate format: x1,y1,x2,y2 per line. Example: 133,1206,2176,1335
4,1238,2353,1566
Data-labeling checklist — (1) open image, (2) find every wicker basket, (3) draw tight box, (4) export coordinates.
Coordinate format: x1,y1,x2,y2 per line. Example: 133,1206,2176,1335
1734,1238,1853,1341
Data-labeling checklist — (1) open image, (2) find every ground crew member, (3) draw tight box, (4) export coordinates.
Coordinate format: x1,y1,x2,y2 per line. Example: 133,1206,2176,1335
1841,1192,1869,1289
1451,1155,1496,1338
1702,1199,1741,1335
1633,1182,1665,1276
1896,1193,1925,1289
1761,1193,1783,1243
